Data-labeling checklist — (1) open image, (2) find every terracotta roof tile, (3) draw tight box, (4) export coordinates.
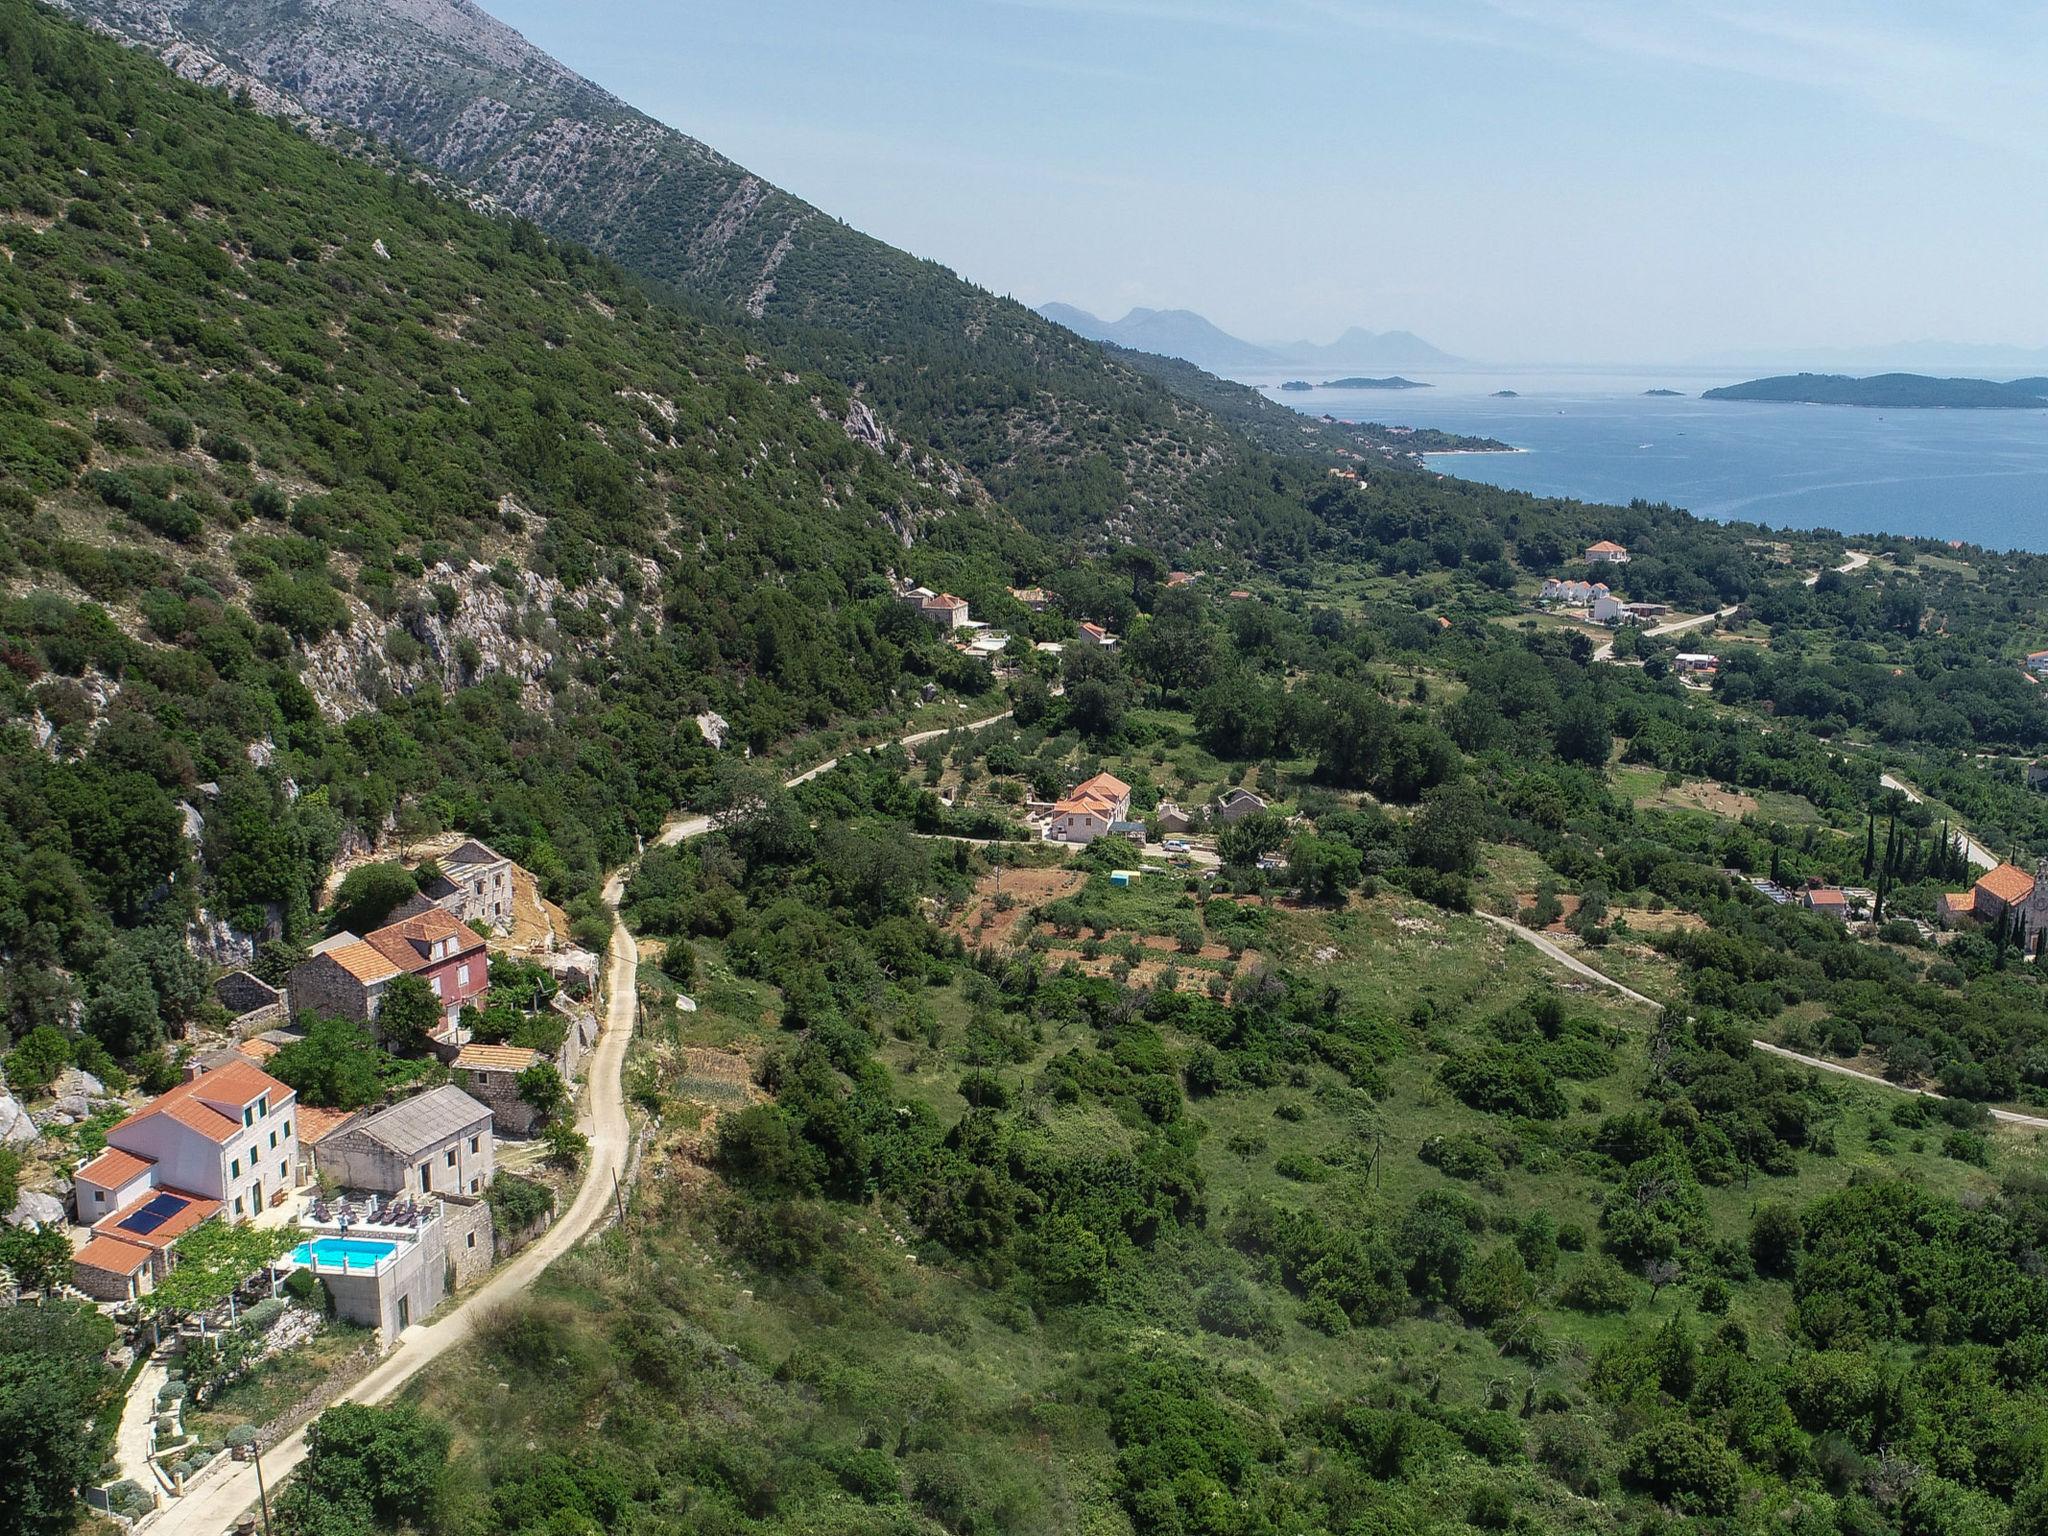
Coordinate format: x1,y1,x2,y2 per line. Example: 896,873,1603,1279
93,1188,220,1249
108,1060,293,1144
74,1235,152,1275
322,938,404,985
453,1044,542,1073
1074,771,1130,800
76,1147,155,1188
363,907,484,972
294,1105,357,1145
1976,864,2035,904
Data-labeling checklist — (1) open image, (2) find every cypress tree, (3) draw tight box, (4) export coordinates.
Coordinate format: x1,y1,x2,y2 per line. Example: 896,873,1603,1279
1862,812,1876,878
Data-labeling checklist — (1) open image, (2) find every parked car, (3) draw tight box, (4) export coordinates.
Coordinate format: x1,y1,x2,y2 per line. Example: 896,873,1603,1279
1163,839,1189,853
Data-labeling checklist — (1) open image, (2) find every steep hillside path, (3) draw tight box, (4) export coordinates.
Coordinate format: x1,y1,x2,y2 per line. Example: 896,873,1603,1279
1876,771,1999,873
1751,1040,2048,1130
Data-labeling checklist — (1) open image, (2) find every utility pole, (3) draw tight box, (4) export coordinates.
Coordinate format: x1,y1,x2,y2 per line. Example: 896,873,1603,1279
611,1168,627,1226
253,1440,274,1536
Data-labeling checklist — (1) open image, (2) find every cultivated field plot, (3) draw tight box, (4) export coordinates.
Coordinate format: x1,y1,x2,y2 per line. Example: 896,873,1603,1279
944,866,1087,946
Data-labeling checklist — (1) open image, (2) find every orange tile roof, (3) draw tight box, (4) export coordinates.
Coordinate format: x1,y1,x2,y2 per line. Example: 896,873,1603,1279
1976,863,2035,904
1806,889,1847,905
1587,540,1627,553
453,1044,542,1073
1051,798,1114,819
94,1188,220,1249
1944,890,1977,913
76,1147,154,1188
322,938,404,985
294,1105,357,1145
1074,772,1130,800
74,1235,152,1275
236,1037,281,1062
363,907,484,972
109,1060,293,1144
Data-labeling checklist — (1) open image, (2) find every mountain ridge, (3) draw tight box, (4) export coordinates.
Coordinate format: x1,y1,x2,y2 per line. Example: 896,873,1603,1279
1036,302,1464,373
55,0,1484,562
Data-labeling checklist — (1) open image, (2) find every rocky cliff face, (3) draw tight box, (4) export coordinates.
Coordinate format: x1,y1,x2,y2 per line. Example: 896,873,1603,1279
58,0,838,314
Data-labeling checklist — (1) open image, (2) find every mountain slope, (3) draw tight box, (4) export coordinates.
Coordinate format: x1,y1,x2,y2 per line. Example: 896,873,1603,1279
56,0,1476,558
0,0,1035,993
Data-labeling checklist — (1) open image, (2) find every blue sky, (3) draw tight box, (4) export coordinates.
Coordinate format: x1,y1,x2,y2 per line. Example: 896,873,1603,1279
485,1,2048,364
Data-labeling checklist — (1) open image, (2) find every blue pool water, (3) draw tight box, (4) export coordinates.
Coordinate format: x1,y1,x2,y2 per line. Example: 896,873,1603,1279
293,1237,397,1269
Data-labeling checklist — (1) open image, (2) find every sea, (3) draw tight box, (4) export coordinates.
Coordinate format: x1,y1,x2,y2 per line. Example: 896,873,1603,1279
1254,366,2048,553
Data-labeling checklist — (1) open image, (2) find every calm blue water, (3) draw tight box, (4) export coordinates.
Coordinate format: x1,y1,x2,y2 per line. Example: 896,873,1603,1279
293,1237,396,1269
1257,368,2048,552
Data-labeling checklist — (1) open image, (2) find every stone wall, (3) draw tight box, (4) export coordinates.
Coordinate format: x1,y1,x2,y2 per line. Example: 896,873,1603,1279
286,955,375,1023
439,1194,495,1289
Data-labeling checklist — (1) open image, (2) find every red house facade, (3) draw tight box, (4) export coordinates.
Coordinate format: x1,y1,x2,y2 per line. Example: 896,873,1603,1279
363,908,490,1035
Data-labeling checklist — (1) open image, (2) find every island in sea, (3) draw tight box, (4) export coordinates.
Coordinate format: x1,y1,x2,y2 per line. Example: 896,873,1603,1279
1279,379,1313,391
1491,389,1519,397
1321,375,1430,390
1643,388,1683,396
1703,371,2048,408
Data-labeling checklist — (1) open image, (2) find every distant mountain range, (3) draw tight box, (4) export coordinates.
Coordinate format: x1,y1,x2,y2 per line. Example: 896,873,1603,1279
1702,373,2048,409
1036,304,1464,373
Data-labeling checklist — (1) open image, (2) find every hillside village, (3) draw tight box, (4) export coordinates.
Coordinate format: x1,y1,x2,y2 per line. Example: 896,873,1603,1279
0,835,598,1517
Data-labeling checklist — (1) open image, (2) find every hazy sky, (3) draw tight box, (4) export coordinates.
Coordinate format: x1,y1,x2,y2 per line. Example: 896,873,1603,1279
485,0,2048,364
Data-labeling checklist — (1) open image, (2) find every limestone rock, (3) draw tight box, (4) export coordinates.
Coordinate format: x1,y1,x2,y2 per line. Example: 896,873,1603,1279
0,1094,36,1147
7,1190,66,1228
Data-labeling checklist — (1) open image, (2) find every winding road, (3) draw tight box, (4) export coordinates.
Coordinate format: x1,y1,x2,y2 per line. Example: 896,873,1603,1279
163,703,1021,1533
1876,771,1998,873
154,869,642,1536
1480,912,2048,1131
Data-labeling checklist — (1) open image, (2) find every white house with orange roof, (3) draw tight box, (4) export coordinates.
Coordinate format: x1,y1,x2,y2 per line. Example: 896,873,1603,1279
2026,649,2048,676
1585,540,1631,565
1044,771,1133,845
72,1059,298,1229
1077,621,1119,648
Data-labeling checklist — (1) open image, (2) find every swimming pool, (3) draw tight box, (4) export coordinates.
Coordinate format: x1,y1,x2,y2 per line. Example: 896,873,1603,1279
292,1237,397,1270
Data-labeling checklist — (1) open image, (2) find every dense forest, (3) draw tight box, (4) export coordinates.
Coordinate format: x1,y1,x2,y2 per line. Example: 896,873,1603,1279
7,4,2048,1534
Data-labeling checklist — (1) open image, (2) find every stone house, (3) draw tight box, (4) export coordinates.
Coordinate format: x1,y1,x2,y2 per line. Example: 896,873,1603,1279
290,908,489,1043
418,839,514,930
1214,788,1269,823
214,970,283,1033
313,1085,495,1197
450,1043,545,1135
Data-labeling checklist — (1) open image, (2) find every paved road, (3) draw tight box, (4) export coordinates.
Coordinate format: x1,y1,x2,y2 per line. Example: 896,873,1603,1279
1591,605,1738,663
1751,1039,2048,1129
1476,912,1667,1011
1876,772,1997,872
157,876,642,1536
1804,549,1871,587
1591,550,1866,663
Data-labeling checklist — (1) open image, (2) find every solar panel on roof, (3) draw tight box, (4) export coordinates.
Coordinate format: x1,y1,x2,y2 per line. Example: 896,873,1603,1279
116,1191,189,1235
